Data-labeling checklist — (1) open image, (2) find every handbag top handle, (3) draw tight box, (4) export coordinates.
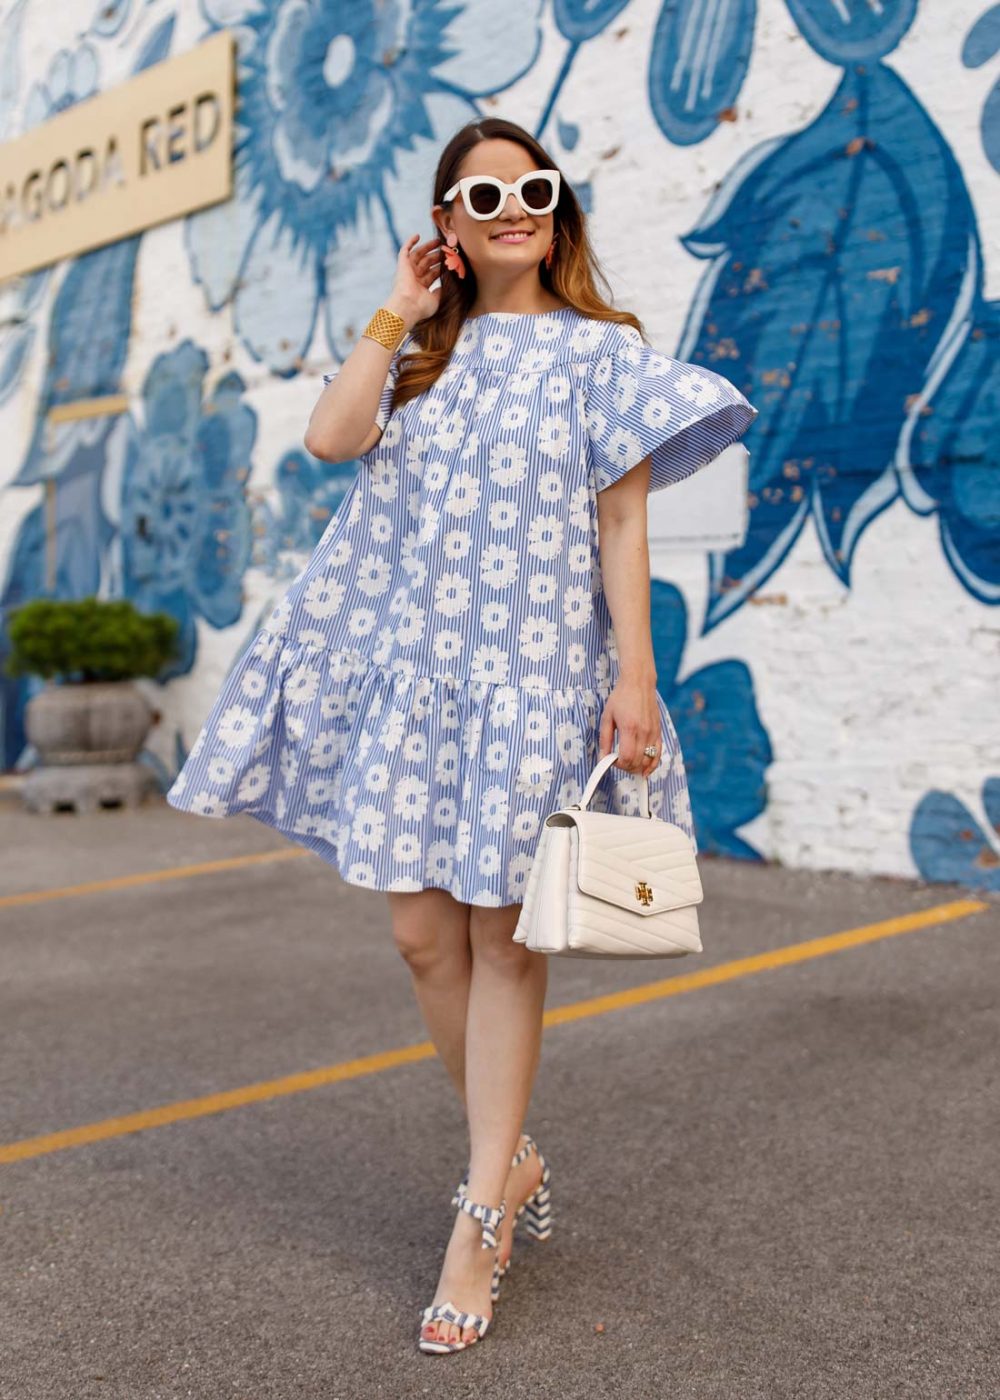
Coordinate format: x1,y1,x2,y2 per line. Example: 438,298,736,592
574,749,652,819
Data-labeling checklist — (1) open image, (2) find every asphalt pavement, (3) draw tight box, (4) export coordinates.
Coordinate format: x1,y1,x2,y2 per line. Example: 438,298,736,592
1,779,997,1400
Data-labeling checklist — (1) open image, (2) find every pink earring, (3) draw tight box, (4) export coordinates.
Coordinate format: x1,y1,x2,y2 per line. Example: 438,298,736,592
442,234,466,279
544,233,558,270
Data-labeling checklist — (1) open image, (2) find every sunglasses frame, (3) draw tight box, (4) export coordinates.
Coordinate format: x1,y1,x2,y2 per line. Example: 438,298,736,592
442,169,561,221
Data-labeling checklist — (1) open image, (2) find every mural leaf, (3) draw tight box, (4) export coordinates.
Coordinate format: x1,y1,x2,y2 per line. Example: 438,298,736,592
648,0,755,146
679,65,976,631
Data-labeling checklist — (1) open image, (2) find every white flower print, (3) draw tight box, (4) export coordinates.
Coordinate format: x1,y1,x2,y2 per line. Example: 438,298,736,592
433,571,472,617
671,786,694,829
641,395,673,430
217,704,258,749
305,776,338,806
477,843,502,876
355,553,392,597
432,629,465,664
525,710,549,742
240,668,268,700
444,469,481,518
432,410,466,451
454,818,472,860
555,720,585,764
413,501,441,545
346,607,377,638
285,664,321,706
418,395,446,427
327,537,353,568
279,745,299,787
190,791,227,816
432,796,457,826
423,458,450,491
566,641,587,674
346,861,378,886
425,840,454,883
265,597,291,634
392,832,423,863
442,527,472,559
439,698,460,730
474,385,501,416
499,402,530,431
252,629,282,663
511,808,541,842
518,346,555,374
563,584,593,630
434,740,460,786
537,469,564,501
480,786,510,834
236,763,270,803
480,541,519,589
568,484,591,532
527,513,564,561
479,600,510,631
603,427,642,472
364,761,391,792
489,690,519,728
481,738,509,772
488,500,519,531
393,775,430,822
396,602,427,646
519,614,558,663
348,800,383,851
483,333,514,362
567,542,591,574
370,459,399,502
506,852,535,899
303,574,346,620
537,414,571,459
527,571,556,605
379,710,407,752
515,753,554,798
402,731,428,764
675,370,720,407
469,644,510,685
488,440,528,486
569,320,606,353
308,728,344,768
369,513,393,545
206,756,236,785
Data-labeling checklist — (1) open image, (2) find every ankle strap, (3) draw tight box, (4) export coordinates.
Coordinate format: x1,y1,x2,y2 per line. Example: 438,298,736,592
510,1134,537,1168
453,1193,506,1250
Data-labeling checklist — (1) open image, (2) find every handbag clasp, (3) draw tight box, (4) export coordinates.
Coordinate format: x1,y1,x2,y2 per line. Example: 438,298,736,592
635,881,653,906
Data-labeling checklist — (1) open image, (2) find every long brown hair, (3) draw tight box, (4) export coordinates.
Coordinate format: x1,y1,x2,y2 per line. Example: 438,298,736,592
390,116,643,412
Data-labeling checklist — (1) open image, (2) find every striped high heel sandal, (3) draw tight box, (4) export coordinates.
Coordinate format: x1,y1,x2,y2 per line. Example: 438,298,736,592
418,1193,506,1355
456,1134,553,1278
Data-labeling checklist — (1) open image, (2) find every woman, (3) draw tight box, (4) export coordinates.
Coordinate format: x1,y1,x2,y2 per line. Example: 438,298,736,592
166,116,756,1355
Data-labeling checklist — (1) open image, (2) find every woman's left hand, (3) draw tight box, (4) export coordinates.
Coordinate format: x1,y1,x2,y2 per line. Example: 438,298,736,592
598,677,663,778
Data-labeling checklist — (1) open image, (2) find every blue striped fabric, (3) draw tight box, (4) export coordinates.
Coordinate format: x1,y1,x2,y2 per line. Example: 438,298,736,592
166,308,757,906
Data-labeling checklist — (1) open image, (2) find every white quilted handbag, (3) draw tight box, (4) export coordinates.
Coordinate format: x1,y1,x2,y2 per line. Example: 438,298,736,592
512,749,703,959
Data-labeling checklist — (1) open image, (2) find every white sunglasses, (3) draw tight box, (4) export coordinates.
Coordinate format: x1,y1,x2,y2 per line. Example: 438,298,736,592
442,169,561,221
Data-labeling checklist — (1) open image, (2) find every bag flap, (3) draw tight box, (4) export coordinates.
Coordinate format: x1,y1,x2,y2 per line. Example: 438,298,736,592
547,809,704,915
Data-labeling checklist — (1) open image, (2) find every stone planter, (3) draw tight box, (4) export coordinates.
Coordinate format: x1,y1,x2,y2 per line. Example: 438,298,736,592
26,679,155,763
22,679,159,813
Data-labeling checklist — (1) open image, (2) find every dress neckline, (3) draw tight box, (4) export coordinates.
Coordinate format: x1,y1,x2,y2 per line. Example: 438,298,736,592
465,305,576,321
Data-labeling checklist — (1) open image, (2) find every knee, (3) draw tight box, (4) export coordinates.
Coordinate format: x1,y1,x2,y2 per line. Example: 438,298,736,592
387,891,468,976
469,905,534,976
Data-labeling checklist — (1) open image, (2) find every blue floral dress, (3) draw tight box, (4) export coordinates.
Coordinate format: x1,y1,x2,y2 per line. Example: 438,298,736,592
166,308,757,906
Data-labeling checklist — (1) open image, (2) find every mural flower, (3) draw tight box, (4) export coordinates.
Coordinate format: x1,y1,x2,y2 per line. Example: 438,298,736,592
117,341,257,679
186,0,544,373
650,580,772,859
910,777,1000,893
253,445,357,577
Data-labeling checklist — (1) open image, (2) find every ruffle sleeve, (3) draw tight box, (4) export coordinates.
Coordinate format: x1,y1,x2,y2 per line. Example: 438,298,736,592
583,324,758,494
322,332,413,432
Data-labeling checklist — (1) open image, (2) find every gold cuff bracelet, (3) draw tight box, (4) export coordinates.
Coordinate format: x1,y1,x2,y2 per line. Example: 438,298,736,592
362,306,407,352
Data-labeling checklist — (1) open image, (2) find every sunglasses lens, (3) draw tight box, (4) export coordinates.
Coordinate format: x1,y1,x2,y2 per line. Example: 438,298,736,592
468,182,502,216
520,176,555,211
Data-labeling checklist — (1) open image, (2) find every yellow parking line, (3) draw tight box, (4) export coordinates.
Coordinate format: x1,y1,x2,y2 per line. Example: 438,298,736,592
0,896,988,1167
0,847,312,908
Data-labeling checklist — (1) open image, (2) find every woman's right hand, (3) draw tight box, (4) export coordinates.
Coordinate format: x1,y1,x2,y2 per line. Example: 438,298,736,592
385,233,444,327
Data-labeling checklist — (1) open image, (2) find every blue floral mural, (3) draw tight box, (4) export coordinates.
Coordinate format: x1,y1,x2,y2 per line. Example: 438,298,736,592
119,341,257,679
962,5,1000,174
910,777,1000,893
185,0,546,373
253,444,356,578
650,580,772,860
648,0,756,146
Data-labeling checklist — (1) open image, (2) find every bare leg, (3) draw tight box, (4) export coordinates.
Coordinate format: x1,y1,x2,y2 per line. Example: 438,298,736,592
386,888,472,1102
421,902,548,1347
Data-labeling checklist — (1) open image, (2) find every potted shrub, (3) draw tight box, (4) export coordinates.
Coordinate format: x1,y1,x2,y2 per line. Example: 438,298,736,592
5,596,180,809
